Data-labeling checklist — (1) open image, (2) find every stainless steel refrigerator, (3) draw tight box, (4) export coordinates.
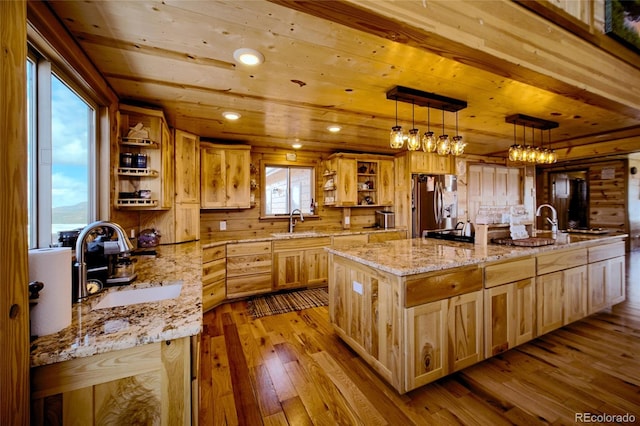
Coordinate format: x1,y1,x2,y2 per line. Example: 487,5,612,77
411,174,458,238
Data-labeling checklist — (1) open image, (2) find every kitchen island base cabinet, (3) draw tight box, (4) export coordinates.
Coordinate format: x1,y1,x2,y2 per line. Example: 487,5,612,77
31,337,193,425
587,241,626,314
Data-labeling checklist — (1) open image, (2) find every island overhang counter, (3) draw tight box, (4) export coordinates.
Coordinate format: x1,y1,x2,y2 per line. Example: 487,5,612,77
326,233,627,393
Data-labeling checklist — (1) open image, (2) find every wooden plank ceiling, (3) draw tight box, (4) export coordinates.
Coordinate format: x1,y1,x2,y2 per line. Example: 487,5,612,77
46,0,640,159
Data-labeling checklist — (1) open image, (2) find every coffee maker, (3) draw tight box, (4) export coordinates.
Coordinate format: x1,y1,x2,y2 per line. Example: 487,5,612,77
79,226,137,289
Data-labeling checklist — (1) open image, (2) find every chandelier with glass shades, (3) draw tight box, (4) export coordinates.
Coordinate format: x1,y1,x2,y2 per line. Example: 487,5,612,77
506,114,558,164
386,86,467,155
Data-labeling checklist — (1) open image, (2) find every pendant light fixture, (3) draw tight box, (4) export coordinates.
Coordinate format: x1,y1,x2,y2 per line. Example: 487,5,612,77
389,96,404,149
506,114,559,164
386,86,466,154
407,101,420,151
436,109,451,155
450,110,466,155
422,104,436,152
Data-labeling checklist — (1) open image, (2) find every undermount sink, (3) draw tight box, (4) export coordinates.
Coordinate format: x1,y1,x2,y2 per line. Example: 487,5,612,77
92,281,183,310
271,231,320,238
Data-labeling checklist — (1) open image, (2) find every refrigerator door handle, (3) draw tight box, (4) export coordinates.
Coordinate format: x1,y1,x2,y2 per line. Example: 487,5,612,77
435,181,442,225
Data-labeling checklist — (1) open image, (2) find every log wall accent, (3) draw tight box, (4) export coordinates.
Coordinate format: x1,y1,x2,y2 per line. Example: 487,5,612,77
1,1,30,423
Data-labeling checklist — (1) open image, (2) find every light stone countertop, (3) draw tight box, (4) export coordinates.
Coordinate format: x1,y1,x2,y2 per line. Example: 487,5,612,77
30,241,202,368
201,227,407,248
326,232,628,276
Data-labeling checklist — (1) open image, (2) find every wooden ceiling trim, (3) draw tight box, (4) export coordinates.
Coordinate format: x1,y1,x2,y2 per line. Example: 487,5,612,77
73,31,236,70
557,137,640,160
268,0,640,117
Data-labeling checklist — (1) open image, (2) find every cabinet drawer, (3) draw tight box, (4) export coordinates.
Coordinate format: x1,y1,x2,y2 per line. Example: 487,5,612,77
273,237,331,251
227,241,271,256
537,248,587,275
227,254,272,277
405,266,482,308
484,257,535,288
203,245,225,263
227,274,272,298
202,279,225,312
588,241,625,263
203,258,225,285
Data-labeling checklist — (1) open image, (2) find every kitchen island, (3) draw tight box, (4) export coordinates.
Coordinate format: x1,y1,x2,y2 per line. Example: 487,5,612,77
30,242,202,424
326,233,627,393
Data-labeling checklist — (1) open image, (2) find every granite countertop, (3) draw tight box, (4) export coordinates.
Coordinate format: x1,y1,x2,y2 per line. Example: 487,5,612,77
326,232,628,276
30,241,202,368
201,227,406,248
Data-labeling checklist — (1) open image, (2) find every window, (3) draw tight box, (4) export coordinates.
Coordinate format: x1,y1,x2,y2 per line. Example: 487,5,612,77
27,50,98,248
263,165,315,216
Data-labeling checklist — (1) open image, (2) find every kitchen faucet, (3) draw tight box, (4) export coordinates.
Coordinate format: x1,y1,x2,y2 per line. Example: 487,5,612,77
75,221,134,302
289,209,304,233
535,203,558,235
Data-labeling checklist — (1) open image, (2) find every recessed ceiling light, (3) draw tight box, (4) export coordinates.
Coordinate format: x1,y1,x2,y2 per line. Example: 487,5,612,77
222,111,241,120
292,143,303,149
233,48,264,66
327,125,342,133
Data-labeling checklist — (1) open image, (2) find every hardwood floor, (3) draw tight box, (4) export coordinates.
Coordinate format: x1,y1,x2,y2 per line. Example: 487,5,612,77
199,252,640,425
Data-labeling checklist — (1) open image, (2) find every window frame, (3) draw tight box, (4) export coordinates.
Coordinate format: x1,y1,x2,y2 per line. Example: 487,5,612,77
27,47,100,249
261,161,316,218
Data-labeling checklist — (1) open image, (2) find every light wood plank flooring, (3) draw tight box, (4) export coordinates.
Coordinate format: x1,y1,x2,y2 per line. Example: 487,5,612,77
199,251,640,425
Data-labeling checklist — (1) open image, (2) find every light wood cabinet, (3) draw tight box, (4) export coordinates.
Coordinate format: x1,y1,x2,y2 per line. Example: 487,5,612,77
467,164,522,223
226,241,272,298
200,143,251,209
174,129,200,204
172,129,200,242
332,234,369,247
115,104,173,210
323,153,394,207
273,237,331,290
448,290,484,372
484,257,536,357
536,247,588,336
202,245,226,312
405,299,448,389
31,338,193,425
587,241,626,314
406,151,454,174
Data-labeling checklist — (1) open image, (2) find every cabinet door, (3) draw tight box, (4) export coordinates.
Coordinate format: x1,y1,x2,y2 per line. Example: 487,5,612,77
514,278,535,346
588,260,608,314
224,148,250,208
200,147,226,208
160,121,174,209
606,256,625,305
378,159,394,206
564,265,587,324
274,251,304,289
304,247,328,287
174,202,200,242
405,300,448,391
448,290,483,372
484,283,514,357
174,129,200,204
536,272,564,335
336,158,358,206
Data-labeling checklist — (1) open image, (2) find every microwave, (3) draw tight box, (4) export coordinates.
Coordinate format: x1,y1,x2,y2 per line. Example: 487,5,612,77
375,211,395,229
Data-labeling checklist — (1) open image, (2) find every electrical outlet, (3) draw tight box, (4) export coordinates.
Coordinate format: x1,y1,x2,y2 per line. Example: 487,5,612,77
345,216,350,225
220,220,227,231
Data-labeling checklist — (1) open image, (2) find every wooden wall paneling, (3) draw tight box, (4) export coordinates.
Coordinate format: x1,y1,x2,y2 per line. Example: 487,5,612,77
588,161,627,232
1,1,30,422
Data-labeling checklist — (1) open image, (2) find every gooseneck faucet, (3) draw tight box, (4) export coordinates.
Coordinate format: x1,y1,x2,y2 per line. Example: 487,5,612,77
289,209,304,233
536,203,558,235
75,221,134,302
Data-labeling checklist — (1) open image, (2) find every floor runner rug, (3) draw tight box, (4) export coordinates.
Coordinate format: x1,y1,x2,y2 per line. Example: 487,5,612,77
247,287,328,318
